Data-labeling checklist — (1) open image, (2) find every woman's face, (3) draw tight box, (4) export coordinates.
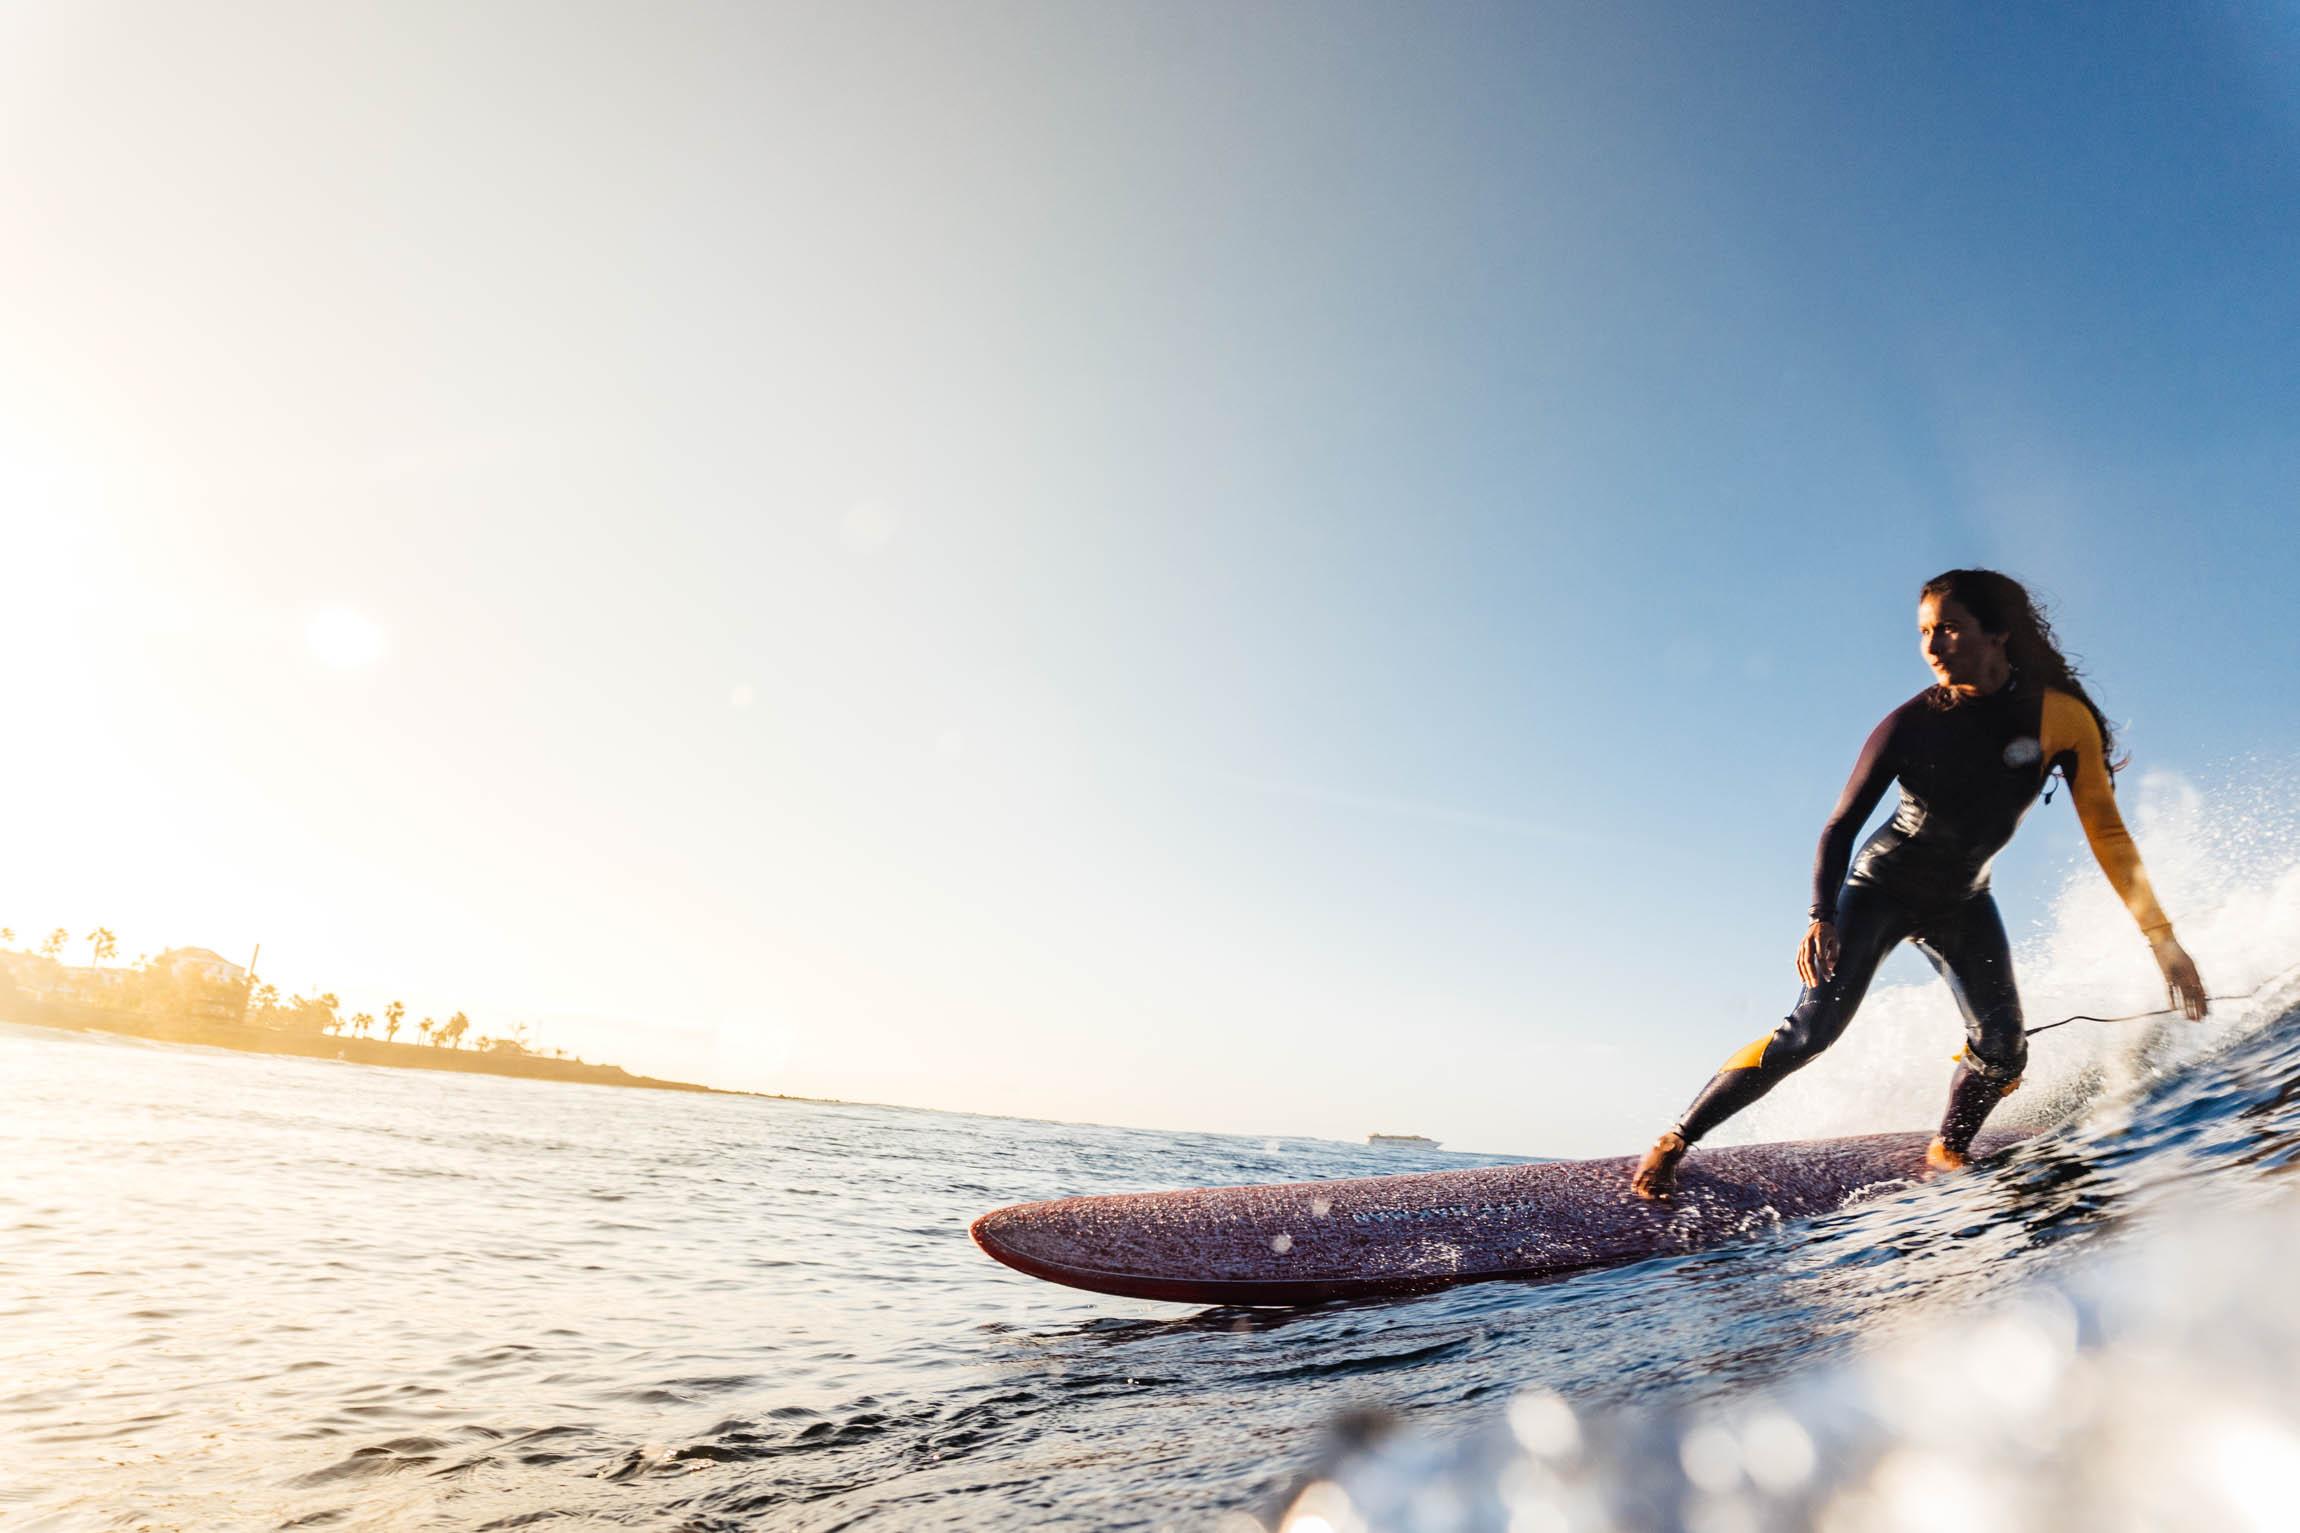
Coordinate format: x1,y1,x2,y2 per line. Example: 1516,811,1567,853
1918,593,2009,693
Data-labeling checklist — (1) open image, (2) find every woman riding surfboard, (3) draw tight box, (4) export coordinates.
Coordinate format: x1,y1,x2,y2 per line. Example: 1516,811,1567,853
1631,569,2209,1199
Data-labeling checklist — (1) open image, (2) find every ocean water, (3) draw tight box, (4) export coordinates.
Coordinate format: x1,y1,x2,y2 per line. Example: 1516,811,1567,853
2,1022,1528,1531
10,769,2300,1532
7,975,2300,1533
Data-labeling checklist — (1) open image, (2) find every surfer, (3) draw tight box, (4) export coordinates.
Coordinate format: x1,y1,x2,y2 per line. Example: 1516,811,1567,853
1631,569,2208,1199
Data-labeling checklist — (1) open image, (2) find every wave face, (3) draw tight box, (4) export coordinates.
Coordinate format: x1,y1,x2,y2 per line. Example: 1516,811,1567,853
6,770,2299,1531
1271,992,2300,1533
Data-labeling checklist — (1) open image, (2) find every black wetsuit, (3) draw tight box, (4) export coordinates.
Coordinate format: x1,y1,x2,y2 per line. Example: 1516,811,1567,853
1670,682,2172,1154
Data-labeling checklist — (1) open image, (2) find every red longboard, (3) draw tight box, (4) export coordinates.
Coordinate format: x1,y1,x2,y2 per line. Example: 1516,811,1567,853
971,1129,2027,1305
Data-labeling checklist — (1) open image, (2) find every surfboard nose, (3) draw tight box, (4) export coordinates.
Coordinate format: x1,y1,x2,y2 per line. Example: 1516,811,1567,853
969,1205,1017,1254
971,1202,1050,1258
971,1201,1074,1286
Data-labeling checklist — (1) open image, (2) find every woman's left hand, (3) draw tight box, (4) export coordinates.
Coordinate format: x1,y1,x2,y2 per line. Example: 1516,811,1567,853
2152,933,2209,1021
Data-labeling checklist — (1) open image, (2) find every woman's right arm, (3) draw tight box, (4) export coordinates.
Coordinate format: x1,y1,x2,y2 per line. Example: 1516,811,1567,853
2040,690,2208,1019
1801,712,1899,984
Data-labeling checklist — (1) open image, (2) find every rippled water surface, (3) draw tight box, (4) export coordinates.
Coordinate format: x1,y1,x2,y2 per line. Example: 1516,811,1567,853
6,985,2300,1530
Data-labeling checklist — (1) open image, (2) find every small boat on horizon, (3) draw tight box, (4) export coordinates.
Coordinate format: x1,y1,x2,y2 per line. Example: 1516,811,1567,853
1366,1133,1440,1148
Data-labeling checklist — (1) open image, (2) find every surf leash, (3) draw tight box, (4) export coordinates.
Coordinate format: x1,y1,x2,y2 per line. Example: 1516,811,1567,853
2025,962,2300,1037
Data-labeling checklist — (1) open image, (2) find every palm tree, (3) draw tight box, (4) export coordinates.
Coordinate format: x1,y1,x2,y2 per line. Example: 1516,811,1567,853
385,1000,405,1037
252,981,280,1019
352,1012,374,1038
86,928,118,966
442,1012,470,1049
384,1015,401,1044
418,1016,436,1046
43,928,68,960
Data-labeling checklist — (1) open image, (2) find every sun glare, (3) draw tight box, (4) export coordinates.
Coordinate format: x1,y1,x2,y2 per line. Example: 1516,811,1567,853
305,607,387,670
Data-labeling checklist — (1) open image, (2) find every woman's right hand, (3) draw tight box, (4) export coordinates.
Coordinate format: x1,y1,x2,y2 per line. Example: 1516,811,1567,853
1797,919,1839,988
2151,931,2209,1021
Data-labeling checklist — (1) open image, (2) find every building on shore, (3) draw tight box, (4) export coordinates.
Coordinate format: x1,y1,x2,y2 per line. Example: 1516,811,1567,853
0,945,250,1021
149,948,252,1020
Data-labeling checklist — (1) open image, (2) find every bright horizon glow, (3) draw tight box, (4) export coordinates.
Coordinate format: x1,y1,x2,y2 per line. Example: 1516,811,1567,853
4,3,2296,1155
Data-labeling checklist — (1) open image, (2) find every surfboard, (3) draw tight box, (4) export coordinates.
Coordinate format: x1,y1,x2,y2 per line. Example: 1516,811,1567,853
971,1129,2027,1305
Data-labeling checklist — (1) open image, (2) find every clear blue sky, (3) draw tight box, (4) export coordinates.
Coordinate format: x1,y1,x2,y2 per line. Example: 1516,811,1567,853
5,3,2296,1154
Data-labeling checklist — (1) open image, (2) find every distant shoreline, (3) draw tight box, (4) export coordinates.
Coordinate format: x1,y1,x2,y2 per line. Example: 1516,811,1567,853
0,998,743,1097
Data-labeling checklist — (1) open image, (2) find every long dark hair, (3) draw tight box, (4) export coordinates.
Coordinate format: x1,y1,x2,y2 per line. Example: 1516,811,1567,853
1921,568,2121,770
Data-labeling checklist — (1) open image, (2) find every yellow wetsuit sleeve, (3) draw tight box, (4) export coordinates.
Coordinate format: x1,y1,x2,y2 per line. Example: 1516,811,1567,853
2040,689,2173,939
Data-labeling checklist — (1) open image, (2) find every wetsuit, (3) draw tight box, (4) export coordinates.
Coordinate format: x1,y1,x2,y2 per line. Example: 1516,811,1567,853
1670,683,2172,1154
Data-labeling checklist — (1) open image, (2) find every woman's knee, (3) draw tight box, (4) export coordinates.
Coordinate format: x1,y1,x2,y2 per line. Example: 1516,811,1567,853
1769,1002,1847,1071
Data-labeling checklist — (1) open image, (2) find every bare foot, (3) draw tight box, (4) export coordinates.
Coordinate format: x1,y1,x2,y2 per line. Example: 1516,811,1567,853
1631,1132,1688,1200
1925,1137,1968,1172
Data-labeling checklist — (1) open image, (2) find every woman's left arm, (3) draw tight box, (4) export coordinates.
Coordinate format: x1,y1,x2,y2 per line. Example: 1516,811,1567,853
2041,691,2208,1019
